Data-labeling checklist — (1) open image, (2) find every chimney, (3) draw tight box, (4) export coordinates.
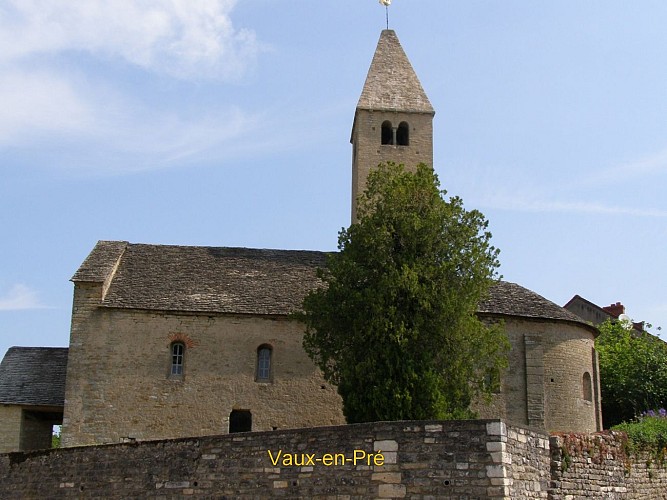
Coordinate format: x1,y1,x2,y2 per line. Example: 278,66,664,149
602,302,625,318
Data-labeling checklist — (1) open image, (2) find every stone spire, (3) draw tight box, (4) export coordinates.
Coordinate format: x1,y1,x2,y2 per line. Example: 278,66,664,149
350,30,435,222
356,29,434,114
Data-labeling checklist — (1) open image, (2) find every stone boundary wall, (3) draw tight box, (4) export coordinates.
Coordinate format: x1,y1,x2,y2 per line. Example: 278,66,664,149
0,420,547,499
549,432,667,499
0,420,665,498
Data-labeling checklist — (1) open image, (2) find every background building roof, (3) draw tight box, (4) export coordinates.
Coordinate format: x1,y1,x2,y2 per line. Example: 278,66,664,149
564,294,644,332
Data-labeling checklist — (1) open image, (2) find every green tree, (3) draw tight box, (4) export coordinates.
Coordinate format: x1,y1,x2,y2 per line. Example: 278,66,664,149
596,319,667,427
298,163,509,423
51,426,61,448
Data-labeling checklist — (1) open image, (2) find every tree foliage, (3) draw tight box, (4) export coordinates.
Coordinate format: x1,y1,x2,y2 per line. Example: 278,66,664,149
297,163,509,423
51,429,61,448
596,319,667,427
613,412,667,457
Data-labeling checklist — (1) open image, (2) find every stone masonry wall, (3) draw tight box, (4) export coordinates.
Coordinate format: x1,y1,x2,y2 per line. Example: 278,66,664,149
63,282,344,446
65,281,600,449
504,422,551,498
2,420,665,498
549,432,667,499
474,319,600,434
0,420,549,499
541,324,599,434
0,405,21,454
351,109,433,222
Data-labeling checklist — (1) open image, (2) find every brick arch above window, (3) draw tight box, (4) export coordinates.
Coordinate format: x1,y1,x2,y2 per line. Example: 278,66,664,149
167,332,198,349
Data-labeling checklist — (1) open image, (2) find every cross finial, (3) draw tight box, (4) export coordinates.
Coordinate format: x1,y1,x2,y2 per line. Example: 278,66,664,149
379,0,391,29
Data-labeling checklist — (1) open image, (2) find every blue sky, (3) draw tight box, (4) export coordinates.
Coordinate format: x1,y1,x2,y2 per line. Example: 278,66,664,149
1,1,666,359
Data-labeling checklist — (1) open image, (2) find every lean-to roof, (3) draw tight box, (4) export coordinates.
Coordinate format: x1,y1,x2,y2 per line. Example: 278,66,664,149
0,347,68,407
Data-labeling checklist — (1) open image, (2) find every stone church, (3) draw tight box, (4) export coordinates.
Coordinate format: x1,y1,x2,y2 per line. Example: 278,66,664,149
0,30,602,452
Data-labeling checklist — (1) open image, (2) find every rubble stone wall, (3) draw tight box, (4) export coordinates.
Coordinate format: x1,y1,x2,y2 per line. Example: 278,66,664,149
1,420,666,499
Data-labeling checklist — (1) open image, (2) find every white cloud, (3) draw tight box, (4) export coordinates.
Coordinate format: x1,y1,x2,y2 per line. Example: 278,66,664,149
0,0,271,172
611,148,667,178
0,284,48,311
80,104,263,174
0,70,93,145
483,194,667,218
451,160,667,218
582,148,667,187
0,65,265,171
0,0,258,80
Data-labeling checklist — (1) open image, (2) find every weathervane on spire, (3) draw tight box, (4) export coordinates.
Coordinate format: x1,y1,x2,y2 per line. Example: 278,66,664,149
379,0,391,30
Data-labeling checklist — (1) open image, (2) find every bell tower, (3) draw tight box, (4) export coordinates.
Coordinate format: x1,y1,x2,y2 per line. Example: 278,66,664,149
350,30,435,221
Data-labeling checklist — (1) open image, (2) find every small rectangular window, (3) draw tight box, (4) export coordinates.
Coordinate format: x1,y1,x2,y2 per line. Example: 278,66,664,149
171,343,184,376
256,347,271,381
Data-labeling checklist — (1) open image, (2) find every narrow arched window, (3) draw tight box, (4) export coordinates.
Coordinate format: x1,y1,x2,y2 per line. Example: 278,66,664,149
256,345,272,382
397,121,409,146
381,121,393,145
582,372,592,401
170,342,185,377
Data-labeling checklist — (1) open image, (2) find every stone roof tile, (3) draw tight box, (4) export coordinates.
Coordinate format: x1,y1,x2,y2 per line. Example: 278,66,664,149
480,281,595,331
100,244,328,315
71,240,128,282
0,347,68,406
357,30,434,114
74,242,593,332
